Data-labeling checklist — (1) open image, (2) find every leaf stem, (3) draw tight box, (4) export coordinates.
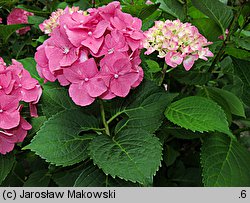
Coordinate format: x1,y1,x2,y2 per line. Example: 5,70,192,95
158,63,168,86
100,100,110,136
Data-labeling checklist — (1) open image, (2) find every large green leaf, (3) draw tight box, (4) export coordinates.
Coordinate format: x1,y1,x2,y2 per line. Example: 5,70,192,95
0,24,30,43
191,0,233,34
201,134,250,186
225,47,250,60
0,153,15,185
110,80,177,134
88,129,162,185
24,110,99,166
165,96,233,137
232,58,250,106
41,83,78,118
156,0,185,21
18,57,43,84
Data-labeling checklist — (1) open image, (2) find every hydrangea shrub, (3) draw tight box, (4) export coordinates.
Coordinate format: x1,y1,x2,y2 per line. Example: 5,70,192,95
0,0,250,187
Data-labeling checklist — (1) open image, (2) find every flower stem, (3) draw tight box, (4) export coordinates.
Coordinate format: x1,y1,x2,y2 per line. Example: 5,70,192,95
100,100,110,136
158,63,168,86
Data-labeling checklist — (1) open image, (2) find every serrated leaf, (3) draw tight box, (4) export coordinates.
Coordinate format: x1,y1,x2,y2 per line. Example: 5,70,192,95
0,153,15,185
165,96,234,137
191,0,233,34
41,83,78,118
23,170,50,187
0,24,30,43
88,129,162,185
18,57,43,84
156,0,185,21
201,133,250,186
232,58,250,106
111,80,177,134
25,110,99,166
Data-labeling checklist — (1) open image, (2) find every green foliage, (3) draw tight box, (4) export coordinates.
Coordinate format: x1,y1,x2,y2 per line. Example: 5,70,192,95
191,0,233,35
201,134,250,186
23,170,51,187
88,129,162,185
0,24,30,43
165,96,233,137
0,153,15,184
25,110,99,166
156,0,185,21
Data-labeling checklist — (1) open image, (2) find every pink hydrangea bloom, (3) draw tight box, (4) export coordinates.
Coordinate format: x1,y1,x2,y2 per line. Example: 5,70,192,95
144,19,214,71
64,58,107,106
7,8,34,35
0,57,42,154
0,17,2,23
35,1,144,107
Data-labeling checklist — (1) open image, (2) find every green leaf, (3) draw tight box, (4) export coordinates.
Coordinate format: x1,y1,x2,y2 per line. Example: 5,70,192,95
165,96,234,137
225,47,250,60
111,80,177,134
24,110,99,166
203,87,245,117
171,68,212,85
18,57,43,84
74,165,107,187
156,0,185,21
28,16,46,29
0,24,30,43
88,129,162,185
232,58,250,106
145,59,162,73
41,83,78,118
53,168,83,187
138,4,160,20
235,37,250,51
191,0,233,34
28,116,47,137
201,133,250,186
16,5,50,16
23,170,51,187
0,0,18,7
0,153,15,185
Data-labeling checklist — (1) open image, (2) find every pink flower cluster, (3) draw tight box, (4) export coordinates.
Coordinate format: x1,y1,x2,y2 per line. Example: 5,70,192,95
7,8,34,35
144,19,214,71
35,1,144,106
0,57,42,154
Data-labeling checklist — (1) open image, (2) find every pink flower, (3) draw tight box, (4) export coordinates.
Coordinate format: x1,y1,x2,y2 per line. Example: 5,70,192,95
0,95,20,130
165,52,183,68
7,8,34,35
183,54,199,71
0,70,15,95
95,30,129,57
144,19,213,71
218,29,229,40
35,2,144,107
0,117,32,154
64,58,107,106
0,17,2,24
45,28,80,73
8,60,42,104
100,53,139,97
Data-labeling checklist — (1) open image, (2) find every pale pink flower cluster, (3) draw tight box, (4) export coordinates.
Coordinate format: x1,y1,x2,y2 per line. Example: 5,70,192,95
35,1,144,106
0,57,42,154
144,19,214,71
7,8,34,35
